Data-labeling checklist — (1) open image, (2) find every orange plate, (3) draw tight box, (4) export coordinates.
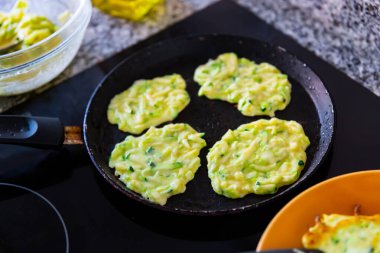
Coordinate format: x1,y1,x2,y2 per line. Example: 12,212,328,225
257,170,380,250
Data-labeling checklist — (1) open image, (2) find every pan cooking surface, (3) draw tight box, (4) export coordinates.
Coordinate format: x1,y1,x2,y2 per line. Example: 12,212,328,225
84,35,334,215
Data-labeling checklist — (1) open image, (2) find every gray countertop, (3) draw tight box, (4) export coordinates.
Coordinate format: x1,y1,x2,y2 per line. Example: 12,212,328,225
1,0,379,112
239,0,380,96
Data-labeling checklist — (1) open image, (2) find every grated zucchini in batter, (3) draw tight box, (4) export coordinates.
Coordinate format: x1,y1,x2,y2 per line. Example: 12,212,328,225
109,123,206,205
194,53,291,117
107,74,190,134
303,214,380,253
207,118,310,198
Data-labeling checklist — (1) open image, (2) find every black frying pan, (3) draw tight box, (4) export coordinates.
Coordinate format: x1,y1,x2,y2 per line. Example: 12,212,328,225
0,35,334,215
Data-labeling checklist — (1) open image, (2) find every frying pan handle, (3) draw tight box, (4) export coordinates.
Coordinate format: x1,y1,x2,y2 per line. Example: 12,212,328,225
0,115,64,149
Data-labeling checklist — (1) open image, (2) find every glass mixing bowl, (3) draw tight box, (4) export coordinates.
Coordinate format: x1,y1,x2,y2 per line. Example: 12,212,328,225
0,0,92,96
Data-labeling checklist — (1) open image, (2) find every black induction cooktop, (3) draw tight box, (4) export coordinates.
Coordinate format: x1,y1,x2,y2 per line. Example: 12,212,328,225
2,1,380,252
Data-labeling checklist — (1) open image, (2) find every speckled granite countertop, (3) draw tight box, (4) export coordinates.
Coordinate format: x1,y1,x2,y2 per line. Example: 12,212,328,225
1,0,379,112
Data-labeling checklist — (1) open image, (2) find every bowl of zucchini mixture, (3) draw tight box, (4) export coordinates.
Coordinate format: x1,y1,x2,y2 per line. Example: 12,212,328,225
0,0,92,95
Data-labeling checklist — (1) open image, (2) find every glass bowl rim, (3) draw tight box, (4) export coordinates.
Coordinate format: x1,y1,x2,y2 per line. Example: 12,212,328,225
0,0,92,73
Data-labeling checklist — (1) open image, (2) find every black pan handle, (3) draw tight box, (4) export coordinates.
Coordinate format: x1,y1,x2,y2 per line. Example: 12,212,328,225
0,115,64,149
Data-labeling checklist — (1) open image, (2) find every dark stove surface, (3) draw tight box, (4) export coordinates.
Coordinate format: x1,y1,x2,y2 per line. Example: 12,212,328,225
2,1,380,252
0,183,68,253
